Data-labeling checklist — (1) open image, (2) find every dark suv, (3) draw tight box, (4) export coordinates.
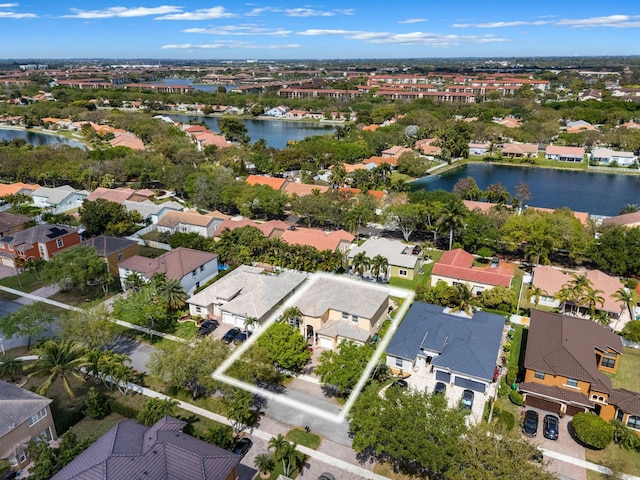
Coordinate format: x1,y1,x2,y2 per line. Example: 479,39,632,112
522,410,539,437
543,414,559,440
222,327,241,344
197,320,219,336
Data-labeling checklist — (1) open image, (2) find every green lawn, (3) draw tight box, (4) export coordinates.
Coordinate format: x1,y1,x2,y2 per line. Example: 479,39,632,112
69,412,128,443
49,283,120,307
169,320,198,339
388,249,441,291
605,347,640,392
585,443,640,478
0,270,44,293
138,245,168,258
285,427,321,449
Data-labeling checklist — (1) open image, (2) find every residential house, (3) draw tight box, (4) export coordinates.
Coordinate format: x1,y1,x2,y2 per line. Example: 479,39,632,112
157,210,229,238
0,212,31,237
545,145,585,162
386,302,503,394
109,132,145,150
245,174,287,191
187,265,307,327
530,266,625,321
280,227,354,253
82,235,139,275
348,237,422,280
117,247,218,295
431,248,514,294
414,139,441,157
86,187,135,204
381,146,413,158
500,143,539,158
462,200,510,214
519,310,640,425
603,211,640,228
0,224,81,268
495,117,521,128
0,380,57,472
30,185,88,213
566,120,597,133
126,189,155,203
0,182,39,199
282,182,330,198
362,156,398,169
468,142,491,156
525,206,590,226
294,275,389,350
264,106,290,117
51,416,240,480
123,200,183,225
590,147,638,167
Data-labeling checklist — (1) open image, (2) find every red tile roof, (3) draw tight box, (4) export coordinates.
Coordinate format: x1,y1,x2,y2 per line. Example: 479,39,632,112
245,175,286,191
362,156,398,167
282,182,330,197
280,228,354,252
86,187,135,204
432,248,514,287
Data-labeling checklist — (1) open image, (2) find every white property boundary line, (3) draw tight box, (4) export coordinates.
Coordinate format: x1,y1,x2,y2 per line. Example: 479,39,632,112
213,272,415,424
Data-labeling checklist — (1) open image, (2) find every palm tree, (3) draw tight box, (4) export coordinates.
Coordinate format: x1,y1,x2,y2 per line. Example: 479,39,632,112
526,286,548,308
281,307,302,329
156,276,187,311
0,353,23,382
28,340,89,400
370,255,389,281
124,272,145,291
328,164,347,189
437,201,467,250
582,286,605,320
254,453,275,479
450,284,474,316
351,252,371,278
619,203,640,215
268,434,301,478
244,316,258,333
612,287,638,320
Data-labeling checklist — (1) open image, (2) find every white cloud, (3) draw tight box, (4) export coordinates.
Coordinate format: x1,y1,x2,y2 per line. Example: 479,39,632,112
156,6,236,20
161,41,301,49
183,25,291,36
0,3,19,7
398,18,427,24
63,5,181,19
453,14,640,29
298,29,509,46
0,10,35,18
245,6,353,17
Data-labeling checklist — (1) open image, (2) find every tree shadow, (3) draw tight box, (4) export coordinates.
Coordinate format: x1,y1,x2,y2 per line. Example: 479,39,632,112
106,335,140,356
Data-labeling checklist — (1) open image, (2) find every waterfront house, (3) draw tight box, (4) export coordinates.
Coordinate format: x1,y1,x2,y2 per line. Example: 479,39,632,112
500,142,539,158
603,211,640,228
545,145,585,162
0,224,81,268
590,147,637,167
468,142,491,156
381,145,413,158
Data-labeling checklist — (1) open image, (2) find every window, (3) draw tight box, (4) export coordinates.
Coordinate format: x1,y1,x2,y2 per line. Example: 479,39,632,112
395,357,403,368
627,415,640,430
398,269,408,277
28,408,47,426
9,455,18,466
534,371,545,380
351,315,359,323
56,238,63,248
117,252,124,261
566,378,579,388
37,426,53,443
601,358,615,369
195,306,201,314
18,450,27,463
617,410,624,421
192,269,197,277
195,282,200,289
341,312,349,321
200,265,204,272
39,245,45,255
0,242,4,249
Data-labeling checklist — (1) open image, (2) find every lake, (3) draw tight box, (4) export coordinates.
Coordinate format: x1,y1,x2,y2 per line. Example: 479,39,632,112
165,114,336,149
160,77,231,93
413,163,640,217
0,128,86,150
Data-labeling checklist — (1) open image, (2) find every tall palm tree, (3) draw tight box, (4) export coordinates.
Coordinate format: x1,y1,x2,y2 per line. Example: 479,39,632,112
526,286,548,308
156,276,187,311
582,287,605,320
268,434,301,478
0,353,23,382
28,340,89,400
351,252,371,278
612,287,638,320
450,284,474,316
370,255,389,281
437,201,467,250
244,316,258,333
619,203,640,215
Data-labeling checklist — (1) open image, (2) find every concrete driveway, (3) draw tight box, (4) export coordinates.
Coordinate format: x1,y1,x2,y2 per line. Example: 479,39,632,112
521,407,587,480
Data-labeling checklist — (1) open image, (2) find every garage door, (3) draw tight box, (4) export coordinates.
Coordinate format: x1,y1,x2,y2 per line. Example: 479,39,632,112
435,370,451,383
566,405,586,416
233,315,245,328
525,395,561,414
454,376,486,393
319,337,333,349
1,256,14,267
222,312,234,325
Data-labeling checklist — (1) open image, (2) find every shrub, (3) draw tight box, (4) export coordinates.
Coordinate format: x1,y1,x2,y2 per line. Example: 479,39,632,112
610,419,640,451
506,367,517,386
572,412,614,449
509,390,524,406
621,321,640,343
107,398,139,419
83,387,110,420
497,410,516,430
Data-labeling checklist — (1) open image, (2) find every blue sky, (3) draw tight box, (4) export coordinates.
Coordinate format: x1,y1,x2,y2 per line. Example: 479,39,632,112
1,1,639,59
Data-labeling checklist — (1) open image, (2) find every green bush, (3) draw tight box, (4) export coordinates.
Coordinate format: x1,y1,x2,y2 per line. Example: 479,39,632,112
621,321,640,343
497,410,516,431
572,412,614,449
509,390,524,406
506,367,517,386
83,387,110,420
107,399,139,419
610,419,640,451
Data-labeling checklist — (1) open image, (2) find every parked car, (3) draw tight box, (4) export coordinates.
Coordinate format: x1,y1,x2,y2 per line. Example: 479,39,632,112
234,331,252,343
232,437,253,457
543,414,559,440
490,257,499,268
461,389,474,409
434,382,446,395
391,379,408,389
222,327,241,344
196,320,219,336
522,410,539,437
318,474,335,480
411,245,421,255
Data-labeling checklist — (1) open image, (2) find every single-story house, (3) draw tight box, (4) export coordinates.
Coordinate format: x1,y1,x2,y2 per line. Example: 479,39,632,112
85,187,136,204
245,175,287,191
294,275,389,350
545,145,585,162
157,210,229,238
603,211,640,228
500,143,539,158
82,235,140,276
431,249,514,294
381,146,413,158
348,237,422,280
51,416,240,480
123,200,183,225
117,247,218,295
187,265,307,327
468,142,491,156
0,380,57,472
280,227,354,253
590,148,638,167
385,302,503,394
30,185,88,214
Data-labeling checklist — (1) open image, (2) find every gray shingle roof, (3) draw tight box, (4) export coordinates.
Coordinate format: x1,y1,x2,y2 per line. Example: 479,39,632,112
386,303,504,382
348,238,420,269
82,235,138,257
0,380,52,439
52,416,240,480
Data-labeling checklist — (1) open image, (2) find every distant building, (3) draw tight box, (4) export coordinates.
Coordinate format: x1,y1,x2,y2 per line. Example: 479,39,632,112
0,224,81,268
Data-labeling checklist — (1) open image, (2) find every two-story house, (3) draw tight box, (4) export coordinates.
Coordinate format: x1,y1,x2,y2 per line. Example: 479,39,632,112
82,235,140,276
0,212,32,237
294,275,389,350
0,224,81,268
0,380,57,472
520,310,629,420
30,185,88,214
117,247,218,295
156,210,229,238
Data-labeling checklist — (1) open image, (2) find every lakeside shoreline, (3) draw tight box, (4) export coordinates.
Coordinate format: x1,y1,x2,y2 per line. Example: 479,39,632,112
0,124,89,148
155,109,347,126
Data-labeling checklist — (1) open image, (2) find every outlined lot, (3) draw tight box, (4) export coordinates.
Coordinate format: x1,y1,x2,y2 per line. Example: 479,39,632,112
213,272,414,423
